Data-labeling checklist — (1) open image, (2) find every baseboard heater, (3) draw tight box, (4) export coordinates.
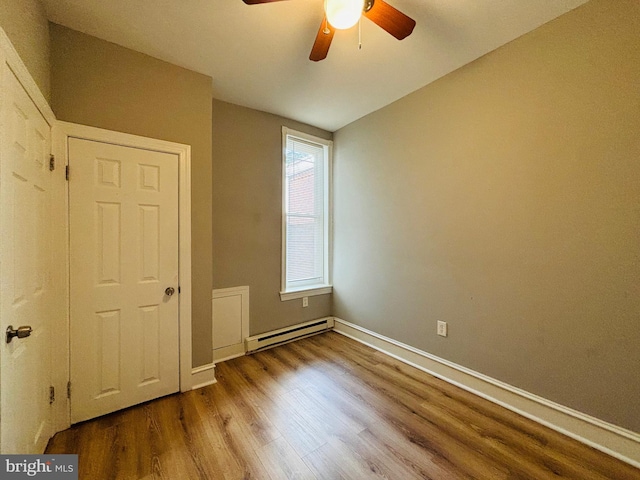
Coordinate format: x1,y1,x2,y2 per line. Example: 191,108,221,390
245,317,334,353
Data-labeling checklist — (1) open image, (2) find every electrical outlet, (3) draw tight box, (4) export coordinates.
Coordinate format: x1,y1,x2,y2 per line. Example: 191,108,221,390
437,321,448,337
302,296,309,308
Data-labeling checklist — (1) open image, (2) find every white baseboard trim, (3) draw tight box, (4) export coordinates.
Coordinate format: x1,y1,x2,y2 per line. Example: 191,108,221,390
333,317,640,468
191,363,217,390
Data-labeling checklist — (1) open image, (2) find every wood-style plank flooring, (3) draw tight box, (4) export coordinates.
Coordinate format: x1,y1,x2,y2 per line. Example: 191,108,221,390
46,331,640,479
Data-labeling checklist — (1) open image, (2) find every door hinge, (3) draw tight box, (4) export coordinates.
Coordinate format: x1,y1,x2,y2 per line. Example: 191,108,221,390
65,165,70,181
49,154,55,171
49,386,55,404
67,381,71,399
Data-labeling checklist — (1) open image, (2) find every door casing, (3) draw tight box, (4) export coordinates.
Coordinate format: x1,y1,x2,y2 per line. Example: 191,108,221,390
53,121,193,431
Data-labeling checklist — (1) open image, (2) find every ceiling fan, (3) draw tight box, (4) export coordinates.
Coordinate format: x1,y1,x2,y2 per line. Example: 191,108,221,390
242,0,416,61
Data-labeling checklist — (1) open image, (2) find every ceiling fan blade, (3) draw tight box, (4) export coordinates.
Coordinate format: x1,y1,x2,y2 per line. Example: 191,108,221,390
309,17,335,62
364,0,416,40
242,0,288,4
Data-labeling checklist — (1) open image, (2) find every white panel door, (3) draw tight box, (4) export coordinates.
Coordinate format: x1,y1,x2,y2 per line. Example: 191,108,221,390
0,67,53,453
69,138,180,423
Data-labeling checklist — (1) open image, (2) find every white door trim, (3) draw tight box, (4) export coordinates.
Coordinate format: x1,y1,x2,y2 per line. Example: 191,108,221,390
52,121,193,430
0,28,55,126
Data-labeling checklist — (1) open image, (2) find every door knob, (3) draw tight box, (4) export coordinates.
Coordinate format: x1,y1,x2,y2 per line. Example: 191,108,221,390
165,287,175,296
6,325,32,344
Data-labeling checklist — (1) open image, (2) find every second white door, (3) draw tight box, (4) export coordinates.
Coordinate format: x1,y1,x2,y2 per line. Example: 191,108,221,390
69,138,180,423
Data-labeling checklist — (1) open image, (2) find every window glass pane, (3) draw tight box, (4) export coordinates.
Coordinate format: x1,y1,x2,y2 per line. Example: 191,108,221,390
285,135,326,288
286,215,323,283
286,140,322,216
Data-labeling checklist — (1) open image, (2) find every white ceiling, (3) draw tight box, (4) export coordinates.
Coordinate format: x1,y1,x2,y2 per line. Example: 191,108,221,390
41,0,588,132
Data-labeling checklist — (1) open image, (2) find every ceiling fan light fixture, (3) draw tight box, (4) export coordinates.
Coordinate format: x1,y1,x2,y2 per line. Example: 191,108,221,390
325,0,365,30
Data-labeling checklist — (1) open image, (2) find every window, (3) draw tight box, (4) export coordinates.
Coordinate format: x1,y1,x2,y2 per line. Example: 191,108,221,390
280,127,332,300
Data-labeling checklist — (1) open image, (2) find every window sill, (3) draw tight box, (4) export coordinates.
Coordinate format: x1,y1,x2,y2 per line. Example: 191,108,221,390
280,285,333,301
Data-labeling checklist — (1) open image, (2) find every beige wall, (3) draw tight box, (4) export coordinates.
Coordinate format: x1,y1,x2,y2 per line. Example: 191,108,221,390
50,24,214,367
212,99,332,335
0,0,50,100
333,0,640,432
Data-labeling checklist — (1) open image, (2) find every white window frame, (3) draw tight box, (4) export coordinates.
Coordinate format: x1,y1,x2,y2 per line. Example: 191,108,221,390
280,127,333,301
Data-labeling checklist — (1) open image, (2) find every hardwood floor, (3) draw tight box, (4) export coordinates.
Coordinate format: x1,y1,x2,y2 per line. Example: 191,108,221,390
46,331,640,479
